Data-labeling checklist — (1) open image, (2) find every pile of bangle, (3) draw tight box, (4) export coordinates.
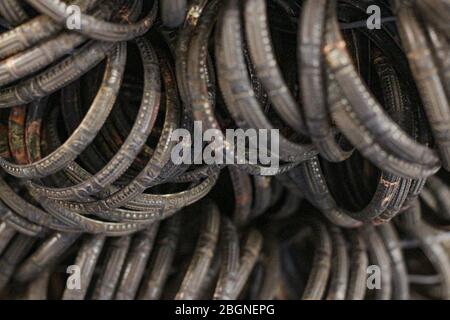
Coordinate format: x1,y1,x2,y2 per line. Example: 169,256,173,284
0,0,449,300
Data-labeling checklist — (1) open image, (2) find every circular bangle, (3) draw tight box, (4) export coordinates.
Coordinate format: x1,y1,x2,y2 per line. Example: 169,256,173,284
298,0,353,162
0,234,36,291
362,225,392,300
244,0,307,136
0,0,99,60
345,229,368,300
176,200,220,300
62,234,105,300
378,223,409,300
138,214,181,300
326,226,349,300
14,232,81,283
215,0,316,163
395,1,450,171
0,42,127,178
91,235,131,300
0,0,28,26
213,215,239,300
114,223,160,299
25,0,158,42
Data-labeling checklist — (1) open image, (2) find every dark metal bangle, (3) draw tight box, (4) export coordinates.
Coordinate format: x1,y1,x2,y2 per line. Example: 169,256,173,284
378,223,409,300
298,0,353,162
0,0,28,26
425,24,450,100
22,271,50,300
28,37,160,199
228,167,253,227
0,1,118,87
176,200,220,300
0,234,36,291
215,0,316,163
326,226,349,300
213,215,239,300
0,39,116,109
115,223,160,300
62,234,105,300
395,0,450,171
397,198,450,299
362,225,392,300
254,236,280,300
232,229,263,299
25,0,158,42
92,235,131,300
244,0,307,136
0,43,126,179
14,232,81,283
325,1,440,176
302,219,332,300
0,0,99,60
0,220,16,256
345,229,368,300
250,176,272,219
287,158,361,227
138,213,181,300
